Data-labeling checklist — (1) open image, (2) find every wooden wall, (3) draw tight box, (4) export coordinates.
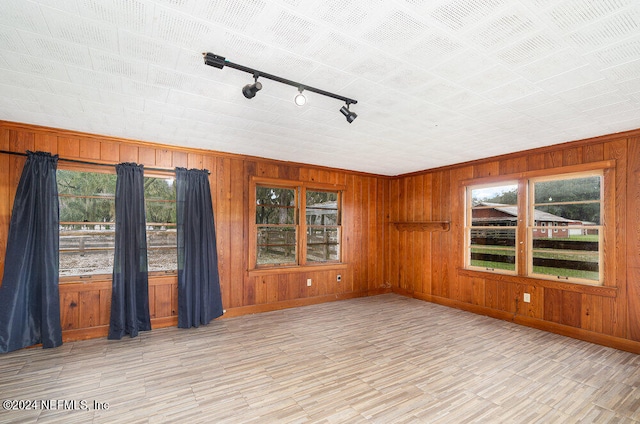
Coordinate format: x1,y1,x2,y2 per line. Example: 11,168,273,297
0,121,389,342
2,119,640,353
386,131,640,353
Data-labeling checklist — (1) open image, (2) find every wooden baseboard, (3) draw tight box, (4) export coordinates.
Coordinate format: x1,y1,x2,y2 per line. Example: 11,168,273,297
394,288,640,354
61,316,179,342
221,290,376,318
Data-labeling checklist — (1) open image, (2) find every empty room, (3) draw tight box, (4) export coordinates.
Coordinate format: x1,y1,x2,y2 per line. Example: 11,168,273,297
1,0,640,422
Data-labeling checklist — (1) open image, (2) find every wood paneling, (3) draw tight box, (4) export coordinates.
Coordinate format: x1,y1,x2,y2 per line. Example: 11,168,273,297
387,130,640,352
2,120,640,352
627,137,640,341
0,121,384,343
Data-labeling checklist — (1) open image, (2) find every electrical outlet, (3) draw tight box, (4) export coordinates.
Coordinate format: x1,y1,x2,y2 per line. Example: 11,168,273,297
307,278,312,287
337,274,341,282
523,293,531,303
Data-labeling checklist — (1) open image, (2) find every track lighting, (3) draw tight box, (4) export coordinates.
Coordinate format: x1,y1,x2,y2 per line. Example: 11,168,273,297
294,87,306,106
203,52,358,122
340,104,357,123
242,75,262,99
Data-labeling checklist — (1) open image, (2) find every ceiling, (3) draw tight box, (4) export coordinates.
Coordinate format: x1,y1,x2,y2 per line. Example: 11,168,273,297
1,0,640,176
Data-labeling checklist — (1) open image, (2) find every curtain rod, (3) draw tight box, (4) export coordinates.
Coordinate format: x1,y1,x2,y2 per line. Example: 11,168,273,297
0,150,210,175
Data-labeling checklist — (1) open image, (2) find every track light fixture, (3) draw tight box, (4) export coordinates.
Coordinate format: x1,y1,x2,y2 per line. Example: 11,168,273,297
340,103,357,123
294,87,306,106
203,52,358,122
242,74,262,99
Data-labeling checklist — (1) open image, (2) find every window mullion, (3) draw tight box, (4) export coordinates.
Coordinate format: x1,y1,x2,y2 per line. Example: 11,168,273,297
299,186,306,266
517,179,528,276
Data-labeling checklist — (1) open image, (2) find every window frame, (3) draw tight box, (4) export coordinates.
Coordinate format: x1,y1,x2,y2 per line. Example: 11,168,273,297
249,177,345,271
462,160,615,288
464,180,520,276
527,171,604,285
58,164,177,283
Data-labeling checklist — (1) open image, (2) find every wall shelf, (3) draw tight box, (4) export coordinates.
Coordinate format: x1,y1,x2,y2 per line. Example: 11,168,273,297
392,221,450,232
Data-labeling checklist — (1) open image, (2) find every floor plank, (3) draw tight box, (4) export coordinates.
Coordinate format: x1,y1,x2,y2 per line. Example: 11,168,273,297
1,294,639,423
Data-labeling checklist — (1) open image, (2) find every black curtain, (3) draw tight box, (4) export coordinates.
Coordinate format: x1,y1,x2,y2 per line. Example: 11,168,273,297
176,167,223,328
0,151,62,353
108,163,151,339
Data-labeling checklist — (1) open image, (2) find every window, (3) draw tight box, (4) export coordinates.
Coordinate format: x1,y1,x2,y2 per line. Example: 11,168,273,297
529,174,601,283
466,182,518,274
256,186,297,266
465,169,606,286
57,169,177,279
252,179,342,269
143,177,177,273
306,190,340,263
58,170,116,277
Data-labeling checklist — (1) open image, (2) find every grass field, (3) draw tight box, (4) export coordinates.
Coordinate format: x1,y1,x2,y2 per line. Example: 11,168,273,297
470,236,599,281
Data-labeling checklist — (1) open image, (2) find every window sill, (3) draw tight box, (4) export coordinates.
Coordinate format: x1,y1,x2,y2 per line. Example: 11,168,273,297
249,263,347,277
59,270,177,285
458,268,617,298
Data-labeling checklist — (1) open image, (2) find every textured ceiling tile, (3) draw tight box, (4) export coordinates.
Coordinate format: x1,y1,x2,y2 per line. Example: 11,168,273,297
213,32,272,69
80,99,124,116
310,0,384,31
18,31,92,67
303,32,365,70
568,7,640,52
555,79,620,103
0,0,639,175
402,29,464,68
44,8,119,51
430,49,495,82
495,32,562,66
90,50,149,81
66,66,122,92
0,68,51,91
464,5,537,51
601,58,640,82
0,51,70,81
195,0,267,32
482,78,541,104
545,0,634,32
120,79,170,102
362,9,429,52
76,0,152,33
342,50,400,83
0,0,49,33
252,7,322,54
588,34,640,67
47,79,104,101
536,66,604,94
119,31,182,67
569,91,633,112
458,65,519,93
0,84,41,102
515,49,589,82
99,90,145,111
152,6,218,48
0,25,27,52
429,0,508,31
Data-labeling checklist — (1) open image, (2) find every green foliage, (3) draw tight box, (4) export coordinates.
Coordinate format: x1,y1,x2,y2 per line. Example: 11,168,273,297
57,170,116,223
256,186,295,224
57,171,176,224
533,176,601,223
144,178,176,224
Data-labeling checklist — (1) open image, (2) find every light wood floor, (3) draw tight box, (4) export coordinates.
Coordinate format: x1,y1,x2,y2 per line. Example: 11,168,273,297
1,294,639,423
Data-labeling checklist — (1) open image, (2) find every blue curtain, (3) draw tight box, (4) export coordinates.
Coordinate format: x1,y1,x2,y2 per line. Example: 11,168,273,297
0,151,62,353
108,163,151,339
176,167,223,328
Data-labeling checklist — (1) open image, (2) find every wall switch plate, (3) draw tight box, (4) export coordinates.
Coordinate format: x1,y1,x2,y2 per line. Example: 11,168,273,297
524,293,531,303
337,274,341,282
307,278,312,287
